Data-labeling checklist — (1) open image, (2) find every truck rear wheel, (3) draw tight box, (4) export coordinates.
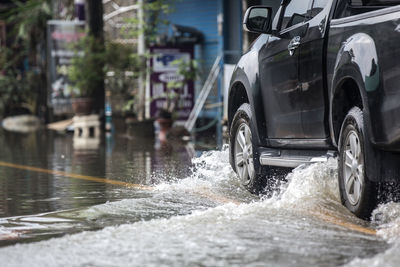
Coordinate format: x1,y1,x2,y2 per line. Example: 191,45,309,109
230,103,266,193
338,107,378,219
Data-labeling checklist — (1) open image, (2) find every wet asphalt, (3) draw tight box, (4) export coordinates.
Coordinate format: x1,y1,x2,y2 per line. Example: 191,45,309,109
0,124,394,266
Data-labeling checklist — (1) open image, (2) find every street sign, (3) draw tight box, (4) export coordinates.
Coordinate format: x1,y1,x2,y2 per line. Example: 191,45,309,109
47,20,85,115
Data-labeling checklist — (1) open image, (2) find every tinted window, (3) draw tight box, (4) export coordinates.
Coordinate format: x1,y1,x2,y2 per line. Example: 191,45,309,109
351,0,363,6
334,0,398,19
310,0,330,18
363,0,399,5
260,0,281,19
281,0,312,30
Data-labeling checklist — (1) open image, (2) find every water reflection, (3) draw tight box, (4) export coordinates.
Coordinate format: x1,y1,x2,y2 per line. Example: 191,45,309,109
0,150,390,266
0,124,198,221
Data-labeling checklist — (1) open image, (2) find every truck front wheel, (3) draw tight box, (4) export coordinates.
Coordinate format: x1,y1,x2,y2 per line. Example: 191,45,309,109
338,107,378,219
230,103,266,193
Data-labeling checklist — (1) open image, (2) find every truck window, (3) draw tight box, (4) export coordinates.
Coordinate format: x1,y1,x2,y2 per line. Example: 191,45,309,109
310,0,330,18
281,0,312,30
366,0,399,5
334,0,398,19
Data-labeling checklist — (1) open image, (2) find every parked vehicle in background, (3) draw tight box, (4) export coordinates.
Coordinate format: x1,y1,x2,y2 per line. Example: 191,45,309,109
229,0,400,219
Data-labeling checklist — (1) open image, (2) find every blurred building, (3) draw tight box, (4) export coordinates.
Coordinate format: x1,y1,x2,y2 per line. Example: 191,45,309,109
103,0,140,44
159,0,280,124
5,0,279,129
99,0,281,134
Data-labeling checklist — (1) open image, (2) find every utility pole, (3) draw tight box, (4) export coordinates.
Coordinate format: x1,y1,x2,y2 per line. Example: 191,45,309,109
86,0,105,118
138,0,147,121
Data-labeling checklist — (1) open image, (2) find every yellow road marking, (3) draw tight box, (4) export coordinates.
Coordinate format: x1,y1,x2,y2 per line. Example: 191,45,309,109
0,161,152,190
194,189,241,205
310,210,377,236
0,160,377,235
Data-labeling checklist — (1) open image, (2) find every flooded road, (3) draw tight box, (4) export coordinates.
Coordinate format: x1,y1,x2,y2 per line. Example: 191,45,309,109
0,128,399,266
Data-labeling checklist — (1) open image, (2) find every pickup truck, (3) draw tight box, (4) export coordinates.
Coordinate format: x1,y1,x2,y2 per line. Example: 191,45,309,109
228,0,400,219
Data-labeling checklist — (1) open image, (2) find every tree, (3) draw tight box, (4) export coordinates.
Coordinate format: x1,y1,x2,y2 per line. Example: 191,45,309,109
1,0,53,119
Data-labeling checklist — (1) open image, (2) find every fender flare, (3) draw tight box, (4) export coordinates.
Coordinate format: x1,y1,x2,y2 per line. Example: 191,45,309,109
329,33,380,147
229,68,266,147
330,33,381,182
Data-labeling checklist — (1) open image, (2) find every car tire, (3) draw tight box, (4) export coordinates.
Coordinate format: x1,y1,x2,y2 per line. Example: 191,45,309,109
338,107,378,219
230,103,267,193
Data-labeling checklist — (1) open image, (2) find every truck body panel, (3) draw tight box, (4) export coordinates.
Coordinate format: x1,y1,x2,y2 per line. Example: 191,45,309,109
328,5,400,149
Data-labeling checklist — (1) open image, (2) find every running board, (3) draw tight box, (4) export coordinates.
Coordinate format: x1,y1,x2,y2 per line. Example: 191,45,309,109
259,150,336,168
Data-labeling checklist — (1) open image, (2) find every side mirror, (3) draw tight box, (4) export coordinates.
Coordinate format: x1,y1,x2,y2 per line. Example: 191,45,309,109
243,6,272,34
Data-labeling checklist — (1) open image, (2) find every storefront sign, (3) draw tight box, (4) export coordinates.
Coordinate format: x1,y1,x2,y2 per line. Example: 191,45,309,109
47,20,85,115
150,46,194,121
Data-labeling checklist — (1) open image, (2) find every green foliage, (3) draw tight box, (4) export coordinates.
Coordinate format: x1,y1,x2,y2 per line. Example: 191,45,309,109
144,0,176,44
52,0,75,20
122,98,136,113
0,70,25,116
0,0,55,117
151,58,199,114
68,36,106,97
0,47,37,116
2,0,52,46
104,42,140,115
167,59,199,89
121,0,176,45
105,42,146,77
118,0,178,116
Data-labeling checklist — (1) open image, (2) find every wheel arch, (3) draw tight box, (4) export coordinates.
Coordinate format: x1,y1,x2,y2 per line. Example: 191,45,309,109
228,69,266,147
228,81,249,130
330,67,381,182
330,76,364,148
329,32,380,147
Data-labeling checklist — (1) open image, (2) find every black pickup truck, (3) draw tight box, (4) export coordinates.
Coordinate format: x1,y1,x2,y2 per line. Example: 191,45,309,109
228,0,400,219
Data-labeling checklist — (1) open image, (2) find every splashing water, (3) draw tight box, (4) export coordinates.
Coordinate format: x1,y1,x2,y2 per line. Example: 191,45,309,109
273,159,339,207
0,148,389,266
345,202,400,267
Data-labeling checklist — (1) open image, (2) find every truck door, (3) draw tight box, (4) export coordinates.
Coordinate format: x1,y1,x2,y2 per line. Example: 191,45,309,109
259,0,312,139
297,0,332,139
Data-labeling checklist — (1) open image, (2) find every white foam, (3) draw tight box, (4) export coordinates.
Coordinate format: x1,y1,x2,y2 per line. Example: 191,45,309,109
0,149,383,266
0,226,21,241
274,159,340,208
345,197,400,266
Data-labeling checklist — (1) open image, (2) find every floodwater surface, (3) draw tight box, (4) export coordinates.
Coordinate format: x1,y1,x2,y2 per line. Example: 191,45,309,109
0,129,399,266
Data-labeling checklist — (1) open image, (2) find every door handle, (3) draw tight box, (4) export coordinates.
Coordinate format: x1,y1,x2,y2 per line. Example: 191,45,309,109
319,17,326,34
288,36,301,56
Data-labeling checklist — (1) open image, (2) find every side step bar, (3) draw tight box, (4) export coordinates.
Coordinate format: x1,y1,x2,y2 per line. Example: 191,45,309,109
259,151,336,168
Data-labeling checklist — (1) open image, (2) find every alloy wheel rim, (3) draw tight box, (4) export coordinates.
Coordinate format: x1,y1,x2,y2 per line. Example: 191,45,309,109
343,130,364,206
234,123,255,185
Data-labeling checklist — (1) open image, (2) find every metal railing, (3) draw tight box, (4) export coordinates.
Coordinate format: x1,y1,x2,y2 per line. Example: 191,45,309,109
185,55,222,132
